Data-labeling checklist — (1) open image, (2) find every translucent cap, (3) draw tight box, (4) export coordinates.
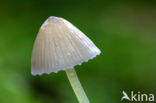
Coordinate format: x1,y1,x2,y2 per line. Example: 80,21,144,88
31,16,101,75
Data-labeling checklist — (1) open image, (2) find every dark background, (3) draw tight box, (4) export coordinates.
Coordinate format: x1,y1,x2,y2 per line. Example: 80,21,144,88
0,0,156,103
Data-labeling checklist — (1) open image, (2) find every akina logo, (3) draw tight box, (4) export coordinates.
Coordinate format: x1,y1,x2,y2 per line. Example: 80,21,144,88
121,91,155,102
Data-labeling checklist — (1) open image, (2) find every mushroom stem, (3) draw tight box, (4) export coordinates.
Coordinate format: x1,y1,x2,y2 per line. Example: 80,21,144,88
66,68,90,103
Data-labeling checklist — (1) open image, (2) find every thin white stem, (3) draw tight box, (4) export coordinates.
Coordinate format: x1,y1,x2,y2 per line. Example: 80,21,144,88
66,68,90,103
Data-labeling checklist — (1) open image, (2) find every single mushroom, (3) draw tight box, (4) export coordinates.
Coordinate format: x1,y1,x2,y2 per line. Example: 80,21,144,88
31,16,101,103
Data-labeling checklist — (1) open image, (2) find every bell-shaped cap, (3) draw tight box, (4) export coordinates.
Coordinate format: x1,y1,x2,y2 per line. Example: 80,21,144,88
31,16,101,75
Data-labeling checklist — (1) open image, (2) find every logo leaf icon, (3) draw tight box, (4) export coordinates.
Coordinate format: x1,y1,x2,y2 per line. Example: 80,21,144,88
121,91,131,101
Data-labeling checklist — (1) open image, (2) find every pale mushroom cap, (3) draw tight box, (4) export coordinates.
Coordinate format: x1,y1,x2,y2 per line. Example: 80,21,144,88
31,16,101,75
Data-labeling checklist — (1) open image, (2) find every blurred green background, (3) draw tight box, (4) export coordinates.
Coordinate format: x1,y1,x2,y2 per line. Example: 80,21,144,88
0,0,156,103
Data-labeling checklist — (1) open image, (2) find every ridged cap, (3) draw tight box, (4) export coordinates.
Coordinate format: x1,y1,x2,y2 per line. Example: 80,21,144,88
31,16,101,75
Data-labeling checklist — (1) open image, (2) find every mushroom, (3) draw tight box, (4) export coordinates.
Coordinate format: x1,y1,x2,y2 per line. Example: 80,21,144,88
31,16,101,103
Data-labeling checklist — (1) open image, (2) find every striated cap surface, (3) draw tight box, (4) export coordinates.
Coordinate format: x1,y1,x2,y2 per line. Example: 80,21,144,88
31,16,101,75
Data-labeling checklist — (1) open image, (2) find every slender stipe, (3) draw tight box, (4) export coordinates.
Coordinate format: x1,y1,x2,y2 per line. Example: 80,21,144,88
66,68,90,103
